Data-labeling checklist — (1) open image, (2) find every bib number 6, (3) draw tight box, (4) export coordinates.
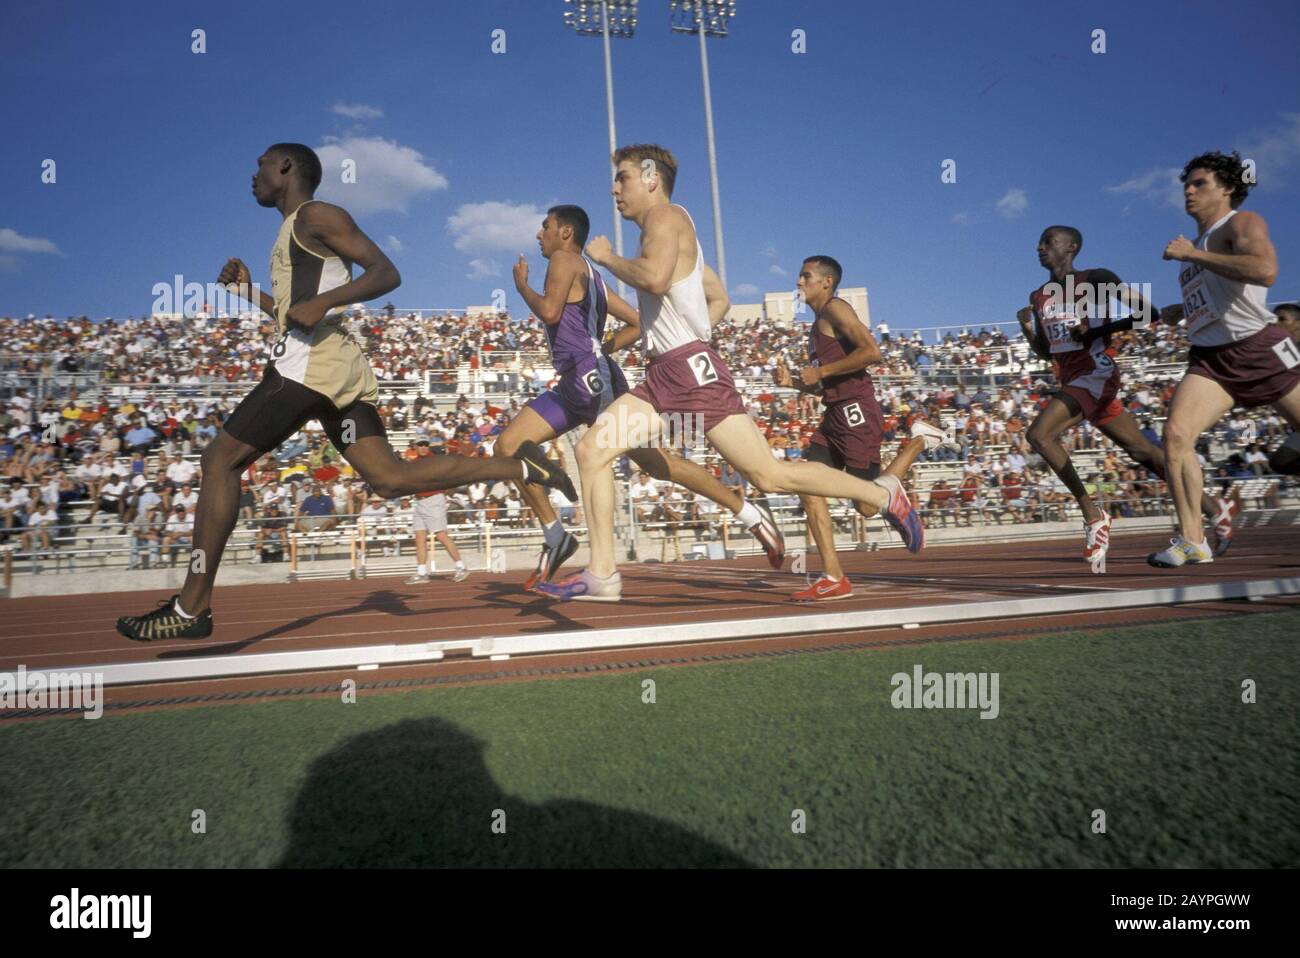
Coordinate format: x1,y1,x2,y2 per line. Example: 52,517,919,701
843,401,865,428
583,370,605,396
689,352,718,387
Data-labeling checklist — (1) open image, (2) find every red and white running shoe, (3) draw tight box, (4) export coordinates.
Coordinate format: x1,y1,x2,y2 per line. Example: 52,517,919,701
1211,496,1240,557
1084,513,1111,574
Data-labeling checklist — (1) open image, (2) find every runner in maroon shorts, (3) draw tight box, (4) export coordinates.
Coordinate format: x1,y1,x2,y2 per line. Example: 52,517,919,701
537,144,923,602
778,255,952,601
1151,151,1300,567
1016,225,1232,573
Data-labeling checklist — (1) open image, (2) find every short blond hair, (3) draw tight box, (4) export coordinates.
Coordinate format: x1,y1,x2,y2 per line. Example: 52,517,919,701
613,143,677,197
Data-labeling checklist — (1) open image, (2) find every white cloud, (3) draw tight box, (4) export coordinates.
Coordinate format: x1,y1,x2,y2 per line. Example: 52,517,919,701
732,283,761,296
760,244,779,259
1237,111,1300,188
331,101,384,120
467,258,501,280
0,228,62,255
384,235,404,253
447,201,546,253
313,137,448,215
951,211,974,226
995,188,1029,219
768,263,788,277
1103,167,1183,209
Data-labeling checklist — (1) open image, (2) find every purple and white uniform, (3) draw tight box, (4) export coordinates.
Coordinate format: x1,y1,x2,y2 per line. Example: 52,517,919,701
527,255,628,435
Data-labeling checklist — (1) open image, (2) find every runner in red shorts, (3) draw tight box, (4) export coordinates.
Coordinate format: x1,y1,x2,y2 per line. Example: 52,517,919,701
1151,151,1300,567
537,144,922,602
778,255,953,601
1017,225,1231,573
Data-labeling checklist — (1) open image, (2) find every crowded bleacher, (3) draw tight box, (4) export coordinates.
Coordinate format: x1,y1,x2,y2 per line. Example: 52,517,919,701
1,306,1295,575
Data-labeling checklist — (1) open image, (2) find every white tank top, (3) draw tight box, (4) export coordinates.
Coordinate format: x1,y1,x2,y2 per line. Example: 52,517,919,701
637,205,712,357
1178,210,1276,347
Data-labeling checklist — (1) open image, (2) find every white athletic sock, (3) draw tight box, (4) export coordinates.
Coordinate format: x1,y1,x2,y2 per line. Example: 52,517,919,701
173,598,196,619
735,502,761,527
543,520,565,548
454,559,465,570
417,564,428,576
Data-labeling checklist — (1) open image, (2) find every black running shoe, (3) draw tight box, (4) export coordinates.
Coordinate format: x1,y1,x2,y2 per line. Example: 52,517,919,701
116,594,213,642
523,532,580,592
515,440,578,502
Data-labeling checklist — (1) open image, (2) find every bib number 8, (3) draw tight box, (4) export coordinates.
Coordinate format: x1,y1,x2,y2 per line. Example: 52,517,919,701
689,352,718,387
583,370,605,396
271,332,289,360
1273,335,1300,370
843,401,865,428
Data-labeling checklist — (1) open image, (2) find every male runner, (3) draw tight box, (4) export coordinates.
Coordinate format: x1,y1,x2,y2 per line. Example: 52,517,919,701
116,144,570,640
1265,303,1300,475
1015,225,1233,572
538,144,922,602
498,204,784,590
1149,152,1299,566
777,256,953,601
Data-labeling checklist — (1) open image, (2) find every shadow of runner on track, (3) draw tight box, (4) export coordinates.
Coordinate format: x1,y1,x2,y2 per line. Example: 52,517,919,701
156,588,427,658
278,716,753,868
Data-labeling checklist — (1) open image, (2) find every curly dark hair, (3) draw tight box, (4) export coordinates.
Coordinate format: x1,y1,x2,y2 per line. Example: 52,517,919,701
1180,151,1253,208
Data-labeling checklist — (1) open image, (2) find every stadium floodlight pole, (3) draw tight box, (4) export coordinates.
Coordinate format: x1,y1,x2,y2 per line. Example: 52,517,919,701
669,0,735,290
563,0,638,299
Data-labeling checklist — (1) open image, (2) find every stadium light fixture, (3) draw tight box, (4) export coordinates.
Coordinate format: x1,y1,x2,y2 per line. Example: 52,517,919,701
563,1,638,298
668,1,736,289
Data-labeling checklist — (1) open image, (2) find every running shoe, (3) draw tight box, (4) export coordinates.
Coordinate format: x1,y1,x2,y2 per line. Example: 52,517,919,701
1147,536,1214,569
535,569,622,602
116,594,213,642
1210,496,1240,557
405,572,431,584
524,531,580,591
1084,513,1111,574
792,575,852,602
876,474,924,553
749,499,785,569
911,420,960,453
514,440,578,502
451,567,471,583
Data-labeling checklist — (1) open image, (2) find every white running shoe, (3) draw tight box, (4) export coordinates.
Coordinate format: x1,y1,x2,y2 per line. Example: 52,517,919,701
910,420,960,453
1084,514,1111,574
452,567,470,583
1147,536,1213,569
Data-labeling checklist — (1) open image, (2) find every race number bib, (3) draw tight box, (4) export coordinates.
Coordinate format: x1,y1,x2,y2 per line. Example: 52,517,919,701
1181,268,1215,335
270,332,289,360
843,401,865,428
583,369,605,395
1273,335,1300,370
1040,306,1083,354
689,351,719,387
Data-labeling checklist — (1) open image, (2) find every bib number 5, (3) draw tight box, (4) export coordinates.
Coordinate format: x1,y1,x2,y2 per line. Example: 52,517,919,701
689,352,719,387
843,401,865,428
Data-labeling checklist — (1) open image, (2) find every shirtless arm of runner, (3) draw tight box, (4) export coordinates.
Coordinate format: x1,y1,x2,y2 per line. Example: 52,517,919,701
514,250,581,327
800,299,881,388
601,290,642,355
217,258,277,318
284,203,402,331
701,264,729,328
1163,211,1278,287
585,205,678,295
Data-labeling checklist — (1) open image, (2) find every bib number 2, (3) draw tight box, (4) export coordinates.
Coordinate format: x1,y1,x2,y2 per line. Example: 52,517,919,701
689,352,719,387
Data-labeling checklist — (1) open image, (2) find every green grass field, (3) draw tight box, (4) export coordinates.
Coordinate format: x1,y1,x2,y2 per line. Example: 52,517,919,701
3,610,1297,868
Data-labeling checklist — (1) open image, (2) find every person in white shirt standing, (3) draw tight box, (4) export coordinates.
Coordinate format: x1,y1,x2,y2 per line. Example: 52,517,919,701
1150,151,1299,567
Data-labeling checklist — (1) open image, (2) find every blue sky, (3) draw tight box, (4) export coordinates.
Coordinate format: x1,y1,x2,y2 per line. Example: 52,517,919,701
2,0,1298,333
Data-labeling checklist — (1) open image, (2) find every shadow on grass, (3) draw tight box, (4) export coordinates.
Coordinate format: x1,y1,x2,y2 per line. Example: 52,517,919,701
279,716,752,868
